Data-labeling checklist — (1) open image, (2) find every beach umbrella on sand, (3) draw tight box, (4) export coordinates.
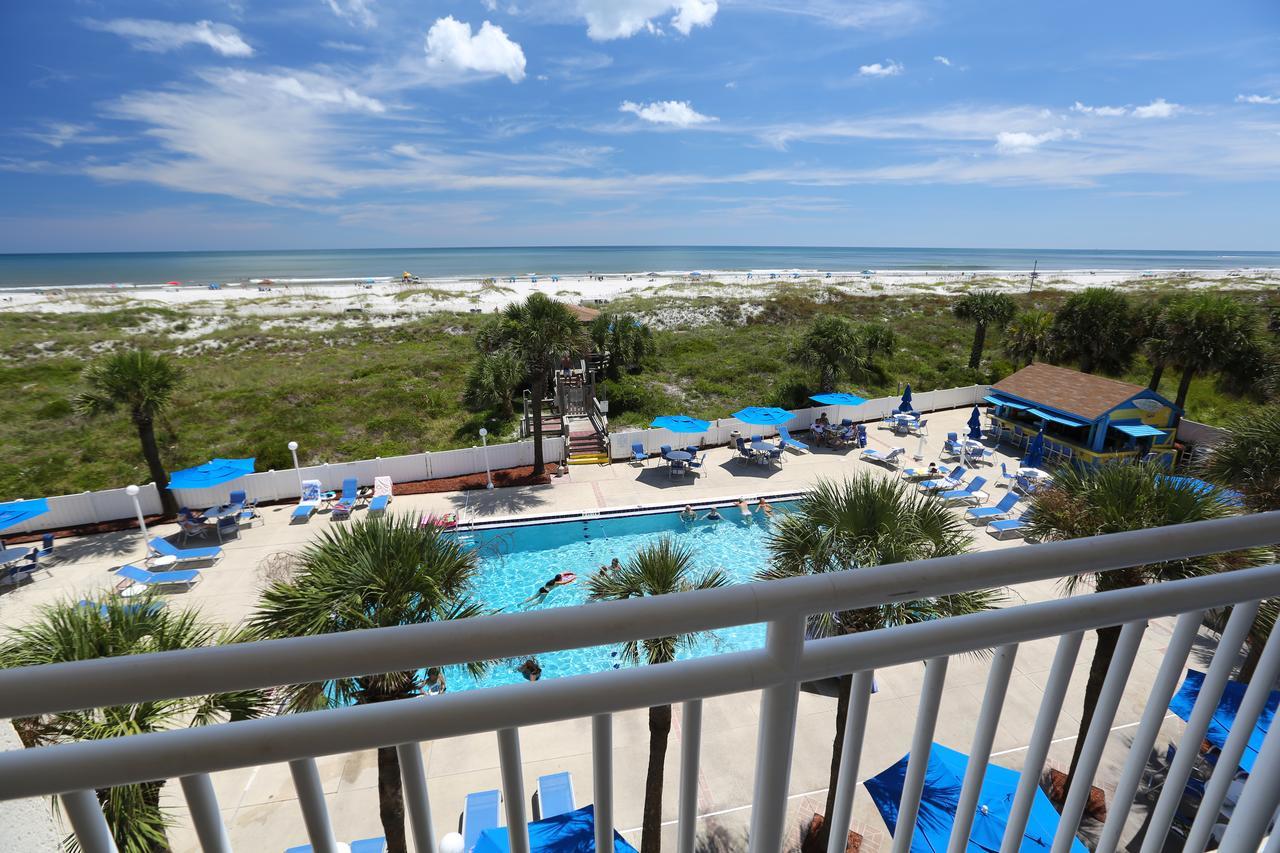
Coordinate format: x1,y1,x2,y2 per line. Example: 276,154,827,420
732,407,795,426
651,415,711,434
166,281,181,286
967,407,983,441
898,384,914,413
1023,428,1046,470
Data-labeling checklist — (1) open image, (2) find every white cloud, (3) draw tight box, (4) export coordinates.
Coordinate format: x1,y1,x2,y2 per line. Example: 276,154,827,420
737,0,925,30
1132,97,1180,119
325,0,376,29
933,55,951,66
423,17,526,84
82,18,253,56
23,122,121,148
573,0,718,40
321,40,368,53
858,60,903,78
1237,94,1280,105
619,99,716,127
223,70,385,113
1072,101,1128,117
994,128,1077,154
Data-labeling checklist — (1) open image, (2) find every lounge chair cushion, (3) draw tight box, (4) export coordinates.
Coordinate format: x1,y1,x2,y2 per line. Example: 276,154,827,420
148,538,222,562
369,495,389,512
538,771,575,819
463,789,501,851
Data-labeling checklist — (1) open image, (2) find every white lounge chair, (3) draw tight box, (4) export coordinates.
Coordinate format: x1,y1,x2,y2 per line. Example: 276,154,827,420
369,476,393,513
292,479,322,523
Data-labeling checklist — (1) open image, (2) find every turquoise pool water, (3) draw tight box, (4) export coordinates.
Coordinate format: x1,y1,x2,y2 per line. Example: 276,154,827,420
443,502,797,691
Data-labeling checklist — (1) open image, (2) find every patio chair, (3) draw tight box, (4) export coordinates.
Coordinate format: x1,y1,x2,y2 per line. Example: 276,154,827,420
178,515,214,545
631,442,647,465
115,564,201,597
228,489,247,505
735,437,755,462
331,478,359,519
779,426,808,452
292,479,322,523
535,772,575,820
148,537,222,566
0,564,33,588
942,476,989,506
669,459,687,478
919,466,966,493
660,444,673,458
996,463,1016,490
685,445,700,456
988,512,1031,539
462,789,501,852
368,476,393,513
766,445,784,465
966,492,1020,523
941,439,962,461
687,453,706,474
909,418,928,436
860,446,905,469
238,498,263,528
37,533,55,561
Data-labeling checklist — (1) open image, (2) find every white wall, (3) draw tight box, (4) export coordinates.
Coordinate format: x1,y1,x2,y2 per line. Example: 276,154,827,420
1176,419,1228,448
1,436,565,535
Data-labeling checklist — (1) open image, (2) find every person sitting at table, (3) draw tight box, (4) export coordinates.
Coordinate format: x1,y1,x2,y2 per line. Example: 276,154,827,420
816,412,831,428
179,506,205,521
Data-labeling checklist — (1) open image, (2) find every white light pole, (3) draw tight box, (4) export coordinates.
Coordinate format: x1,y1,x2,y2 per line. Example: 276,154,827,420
288,441,302,496
479,428,494,489
126,484,148,558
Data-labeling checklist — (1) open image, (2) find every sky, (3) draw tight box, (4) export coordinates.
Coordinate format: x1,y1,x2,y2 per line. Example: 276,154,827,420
2,0,1279,252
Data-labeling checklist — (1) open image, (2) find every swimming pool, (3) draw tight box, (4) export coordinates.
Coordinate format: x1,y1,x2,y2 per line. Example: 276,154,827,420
442,500,799,691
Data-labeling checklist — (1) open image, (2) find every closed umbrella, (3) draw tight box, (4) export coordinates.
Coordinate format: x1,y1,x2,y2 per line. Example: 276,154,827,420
899,384,914,413
650,415,711,434
1023,429,1046,470
732,407,795,426
967,407,983,441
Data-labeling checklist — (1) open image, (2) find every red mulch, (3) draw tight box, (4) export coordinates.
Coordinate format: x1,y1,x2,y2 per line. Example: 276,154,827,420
0,465,552,544
805,814,865,853
1047,768,1108,822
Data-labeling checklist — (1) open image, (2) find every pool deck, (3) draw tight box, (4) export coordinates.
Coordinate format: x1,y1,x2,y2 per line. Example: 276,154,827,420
0,407,1217,851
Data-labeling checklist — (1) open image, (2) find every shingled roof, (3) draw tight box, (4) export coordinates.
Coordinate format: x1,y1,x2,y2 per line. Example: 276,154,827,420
991,362,1149,421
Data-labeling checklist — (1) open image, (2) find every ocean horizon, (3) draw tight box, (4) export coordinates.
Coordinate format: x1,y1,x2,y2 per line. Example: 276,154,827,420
2,245,1278,288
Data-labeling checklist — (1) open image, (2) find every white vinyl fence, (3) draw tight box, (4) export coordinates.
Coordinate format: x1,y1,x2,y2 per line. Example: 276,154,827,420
0,437,564,536
609,384,991,459
1176,418,1228,447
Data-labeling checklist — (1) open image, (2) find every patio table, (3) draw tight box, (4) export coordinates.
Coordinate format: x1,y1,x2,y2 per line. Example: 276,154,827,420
664,450,693,463
202,502,244,522
0,546,30,567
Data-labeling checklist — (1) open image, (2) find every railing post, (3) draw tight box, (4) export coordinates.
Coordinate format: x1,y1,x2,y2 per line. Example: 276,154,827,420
825,670,875,853
60,789,118,853
288,758,341,853
498,727,530,853
593,714,614,853
677,699,703,853
1217,719,1280,850
396,742,438,853
1000,630,1083,853
748,614,805,853
892,656,950,853
948,644,1018,853
179,773,232,853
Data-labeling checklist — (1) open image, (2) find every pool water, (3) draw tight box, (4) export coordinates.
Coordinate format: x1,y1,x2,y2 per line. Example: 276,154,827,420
442,502,797,691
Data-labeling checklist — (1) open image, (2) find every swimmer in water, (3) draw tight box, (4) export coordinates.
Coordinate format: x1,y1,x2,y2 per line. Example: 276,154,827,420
736,498,751,517
701,506,722,521
518,658,543,682
756,497,774,517
680,504,697,523
522,573,573,605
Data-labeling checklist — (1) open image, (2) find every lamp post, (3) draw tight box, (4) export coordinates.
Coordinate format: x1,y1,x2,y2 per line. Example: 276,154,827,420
288,441,302,496
126,484,148,557
479,428,494,489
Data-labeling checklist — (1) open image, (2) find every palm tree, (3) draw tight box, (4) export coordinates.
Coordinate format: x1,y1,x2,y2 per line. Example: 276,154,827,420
72,350,183,515
498,294,585,476
1154,293,1258,410
790,316,896,393
1052,288,1138,374
465,349,524,418
1024,463,1268,798
952,291,1017,370
0,597,266,852
1002,309,1056,367
586,538,728,853
758,474,996,853
251,515,489,853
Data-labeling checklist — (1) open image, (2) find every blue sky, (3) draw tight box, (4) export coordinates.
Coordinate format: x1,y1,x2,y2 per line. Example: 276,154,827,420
2,0,1279,252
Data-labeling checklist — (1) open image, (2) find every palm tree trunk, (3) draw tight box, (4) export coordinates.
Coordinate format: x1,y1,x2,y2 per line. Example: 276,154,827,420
1239,637,1264,683
1174,366,1196,411
1148,361,1165,391
1063,624,1121,802
377,745,408,853
641,704,672,853
969,323,987,370
134,414,177,515
530,370,547,476
805,673,852,853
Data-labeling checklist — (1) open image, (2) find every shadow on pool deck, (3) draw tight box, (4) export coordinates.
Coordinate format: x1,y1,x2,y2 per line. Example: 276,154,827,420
445,487,551,518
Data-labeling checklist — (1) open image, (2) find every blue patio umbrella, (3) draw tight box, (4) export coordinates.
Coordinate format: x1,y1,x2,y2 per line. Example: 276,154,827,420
864,742,1086,852
0,497,49,532
732,406,795,426
1023,429,1046,470
967,407,984,441
1169,669,1278,773
898,384,914,413
650,415,711,434
473,804,638,852
1159,476,1245,507
810,393,867,406
167,458,256,490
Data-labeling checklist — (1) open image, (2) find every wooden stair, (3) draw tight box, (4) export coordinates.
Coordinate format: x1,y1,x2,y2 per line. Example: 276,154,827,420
567,427,609,465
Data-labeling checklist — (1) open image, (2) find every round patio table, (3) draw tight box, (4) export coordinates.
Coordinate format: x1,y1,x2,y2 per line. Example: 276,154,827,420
751,442,779,454
202,503,243,521
665,451,693,462
0,546,30,567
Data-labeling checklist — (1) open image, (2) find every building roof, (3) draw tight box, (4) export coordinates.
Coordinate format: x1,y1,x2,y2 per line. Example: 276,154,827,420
991,362,1153,421
565,303,601,323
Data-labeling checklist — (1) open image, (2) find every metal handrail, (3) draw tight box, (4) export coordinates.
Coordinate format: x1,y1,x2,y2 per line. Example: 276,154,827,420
3,511,1278,720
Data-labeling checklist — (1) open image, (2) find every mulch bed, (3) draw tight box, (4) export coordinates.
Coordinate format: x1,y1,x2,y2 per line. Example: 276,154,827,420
0,465,553,544
1047,768,1108,822
805,813,866,853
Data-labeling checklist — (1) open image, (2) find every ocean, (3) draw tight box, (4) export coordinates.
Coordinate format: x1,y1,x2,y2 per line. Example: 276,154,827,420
0,246,1277,289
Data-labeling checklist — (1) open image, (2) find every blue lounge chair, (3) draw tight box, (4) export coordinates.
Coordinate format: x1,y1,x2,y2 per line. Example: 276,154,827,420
631,443,647,464
941,476,988,506
967,492,1020,522
331,477,359,519
148,537,222,565
368,476,393,513
292,479,322,523
919,466,966,493
115,564,201,596
988,513,1031,539
537,771,575,819
860,446,905,469
462,789,501,851
778,426,808,451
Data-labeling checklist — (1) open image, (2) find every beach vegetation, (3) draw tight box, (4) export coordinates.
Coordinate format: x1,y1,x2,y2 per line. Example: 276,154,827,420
589,312,655,378
1002,308,1057,367
1051,287,1140,374
952,290,1017,369
789,315,896,393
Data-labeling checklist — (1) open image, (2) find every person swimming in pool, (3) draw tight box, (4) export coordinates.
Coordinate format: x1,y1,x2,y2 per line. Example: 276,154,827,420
523,572,574,605
736,498,751,517
756,497,774,517
700,506,722,521
680,504,697,523
518,658,543,682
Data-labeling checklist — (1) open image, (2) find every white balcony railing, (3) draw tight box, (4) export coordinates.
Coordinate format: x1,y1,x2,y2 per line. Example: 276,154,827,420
2,512,1280,853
